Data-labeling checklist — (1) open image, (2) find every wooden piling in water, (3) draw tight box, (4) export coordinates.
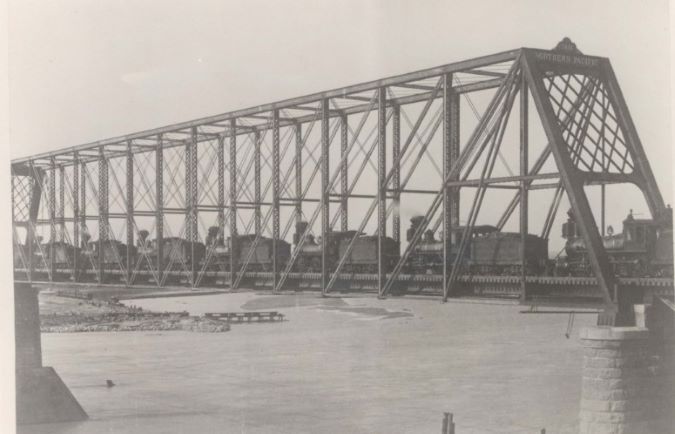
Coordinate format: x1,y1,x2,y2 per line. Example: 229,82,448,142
441,412,454,434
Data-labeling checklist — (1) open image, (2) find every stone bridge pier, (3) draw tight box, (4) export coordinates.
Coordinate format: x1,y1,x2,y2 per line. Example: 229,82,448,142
579,299,674,434
15,282,87,425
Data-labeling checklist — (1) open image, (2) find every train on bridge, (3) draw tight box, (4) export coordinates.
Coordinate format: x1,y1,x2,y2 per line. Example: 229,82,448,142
14,209,673,284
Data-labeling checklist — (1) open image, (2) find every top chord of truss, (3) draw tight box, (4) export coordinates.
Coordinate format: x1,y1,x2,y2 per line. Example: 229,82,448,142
10,47,543,168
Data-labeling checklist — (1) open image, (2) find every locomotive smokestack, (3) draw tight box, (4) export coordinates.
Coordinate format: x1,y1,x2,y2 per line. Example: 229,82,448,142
138,230,149,246
294,221,309,245
206,226,219,246
407,216,424,242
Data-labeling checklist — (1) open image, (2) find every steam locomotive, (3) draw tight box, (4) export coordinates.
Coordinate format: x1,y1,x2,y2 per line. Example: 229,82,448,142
404,215,550,275
16,208,673,280
558,209,673,277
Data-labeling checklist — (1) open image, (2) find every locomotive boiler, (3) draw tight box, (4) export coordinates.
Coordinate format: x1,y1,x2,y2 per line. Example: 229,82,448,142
560,209,674,277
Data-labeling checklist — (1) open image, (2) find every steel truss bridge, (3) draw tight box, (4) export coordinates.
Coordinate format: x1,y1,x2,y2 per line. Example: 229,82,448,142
11,38,672,324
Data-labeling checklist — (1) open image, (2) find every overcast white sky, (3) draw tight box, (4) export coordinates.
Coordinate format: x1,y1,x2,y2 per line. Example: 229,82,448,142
4,0,674,242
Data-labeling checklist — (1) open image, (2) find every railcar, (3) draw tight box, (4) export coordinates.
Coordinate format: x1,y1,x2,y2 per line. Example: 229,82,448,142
337,234,400,273
236,234,291,271
469,231,549,275
292,221,399,273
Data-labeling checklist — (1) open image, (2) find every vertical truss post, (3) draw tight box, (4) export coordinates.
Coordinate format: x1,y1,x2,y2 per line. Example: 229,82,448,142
80,159,86,252
272,110,281,290
229,119,238,289
377,88,387,293
98,147,109,283
217,134,225,246
601,185,606,236
320,99,330,293
59,165,66,277
519,75,529,302
294,123,303,225
48,159,56,279
126,141,134,284
340,113,349,231
155,137,164,285
72,152,79,280
392,105,401,243
254,130,262,235
11,175,15,250
187,127,199,286
449,82,461,237
28,167,43,280
442,73,453,300
58,166,65,242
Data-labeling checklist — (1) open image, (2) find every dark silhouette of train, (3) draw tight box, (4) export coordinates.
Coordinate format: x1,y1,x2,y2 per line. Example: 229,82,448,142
15,209,673,280
404,215,550,275
558,209,673,277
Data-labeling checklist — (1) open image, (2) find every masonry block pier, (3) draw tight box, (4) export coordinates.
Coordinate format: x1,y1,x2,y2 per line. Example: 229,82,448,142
579,318,674,433
15,282,87,425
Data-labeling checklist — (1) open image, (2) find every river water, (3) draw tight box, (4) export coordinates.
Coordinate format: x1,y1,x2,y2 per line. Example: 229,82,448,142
20,291,594,433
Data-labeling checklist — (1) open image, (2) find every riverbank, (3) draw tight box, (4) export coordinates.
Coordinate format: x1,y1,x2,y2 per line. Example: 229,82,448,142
39,291,230,333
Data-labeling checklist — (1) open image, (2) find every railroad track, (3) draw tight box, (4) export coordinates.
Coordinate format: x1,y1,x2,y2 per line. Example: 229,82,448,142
15,268,673,307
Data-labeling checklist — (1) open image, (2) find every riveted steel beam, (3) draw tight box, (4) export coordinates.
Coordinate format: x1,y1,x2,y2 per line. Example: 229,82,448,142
321,99,330,293
156,137,164,285
442,73,454,298
254,130,262,235
58,165,65,242
295,123,302,225
272,110,281,290
49,159,56,279
126,141,134,284
72,152,79,280
340,113,349,232
98,147,108,283
392,105,401,243
377,88,387,294
217,134,225,247
519,74,529,302
229,119,238,289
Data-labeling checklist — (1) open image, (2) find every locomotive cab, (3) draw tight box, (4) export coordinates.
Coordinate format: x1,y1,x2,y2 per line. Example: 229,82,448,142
621,211,657,253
